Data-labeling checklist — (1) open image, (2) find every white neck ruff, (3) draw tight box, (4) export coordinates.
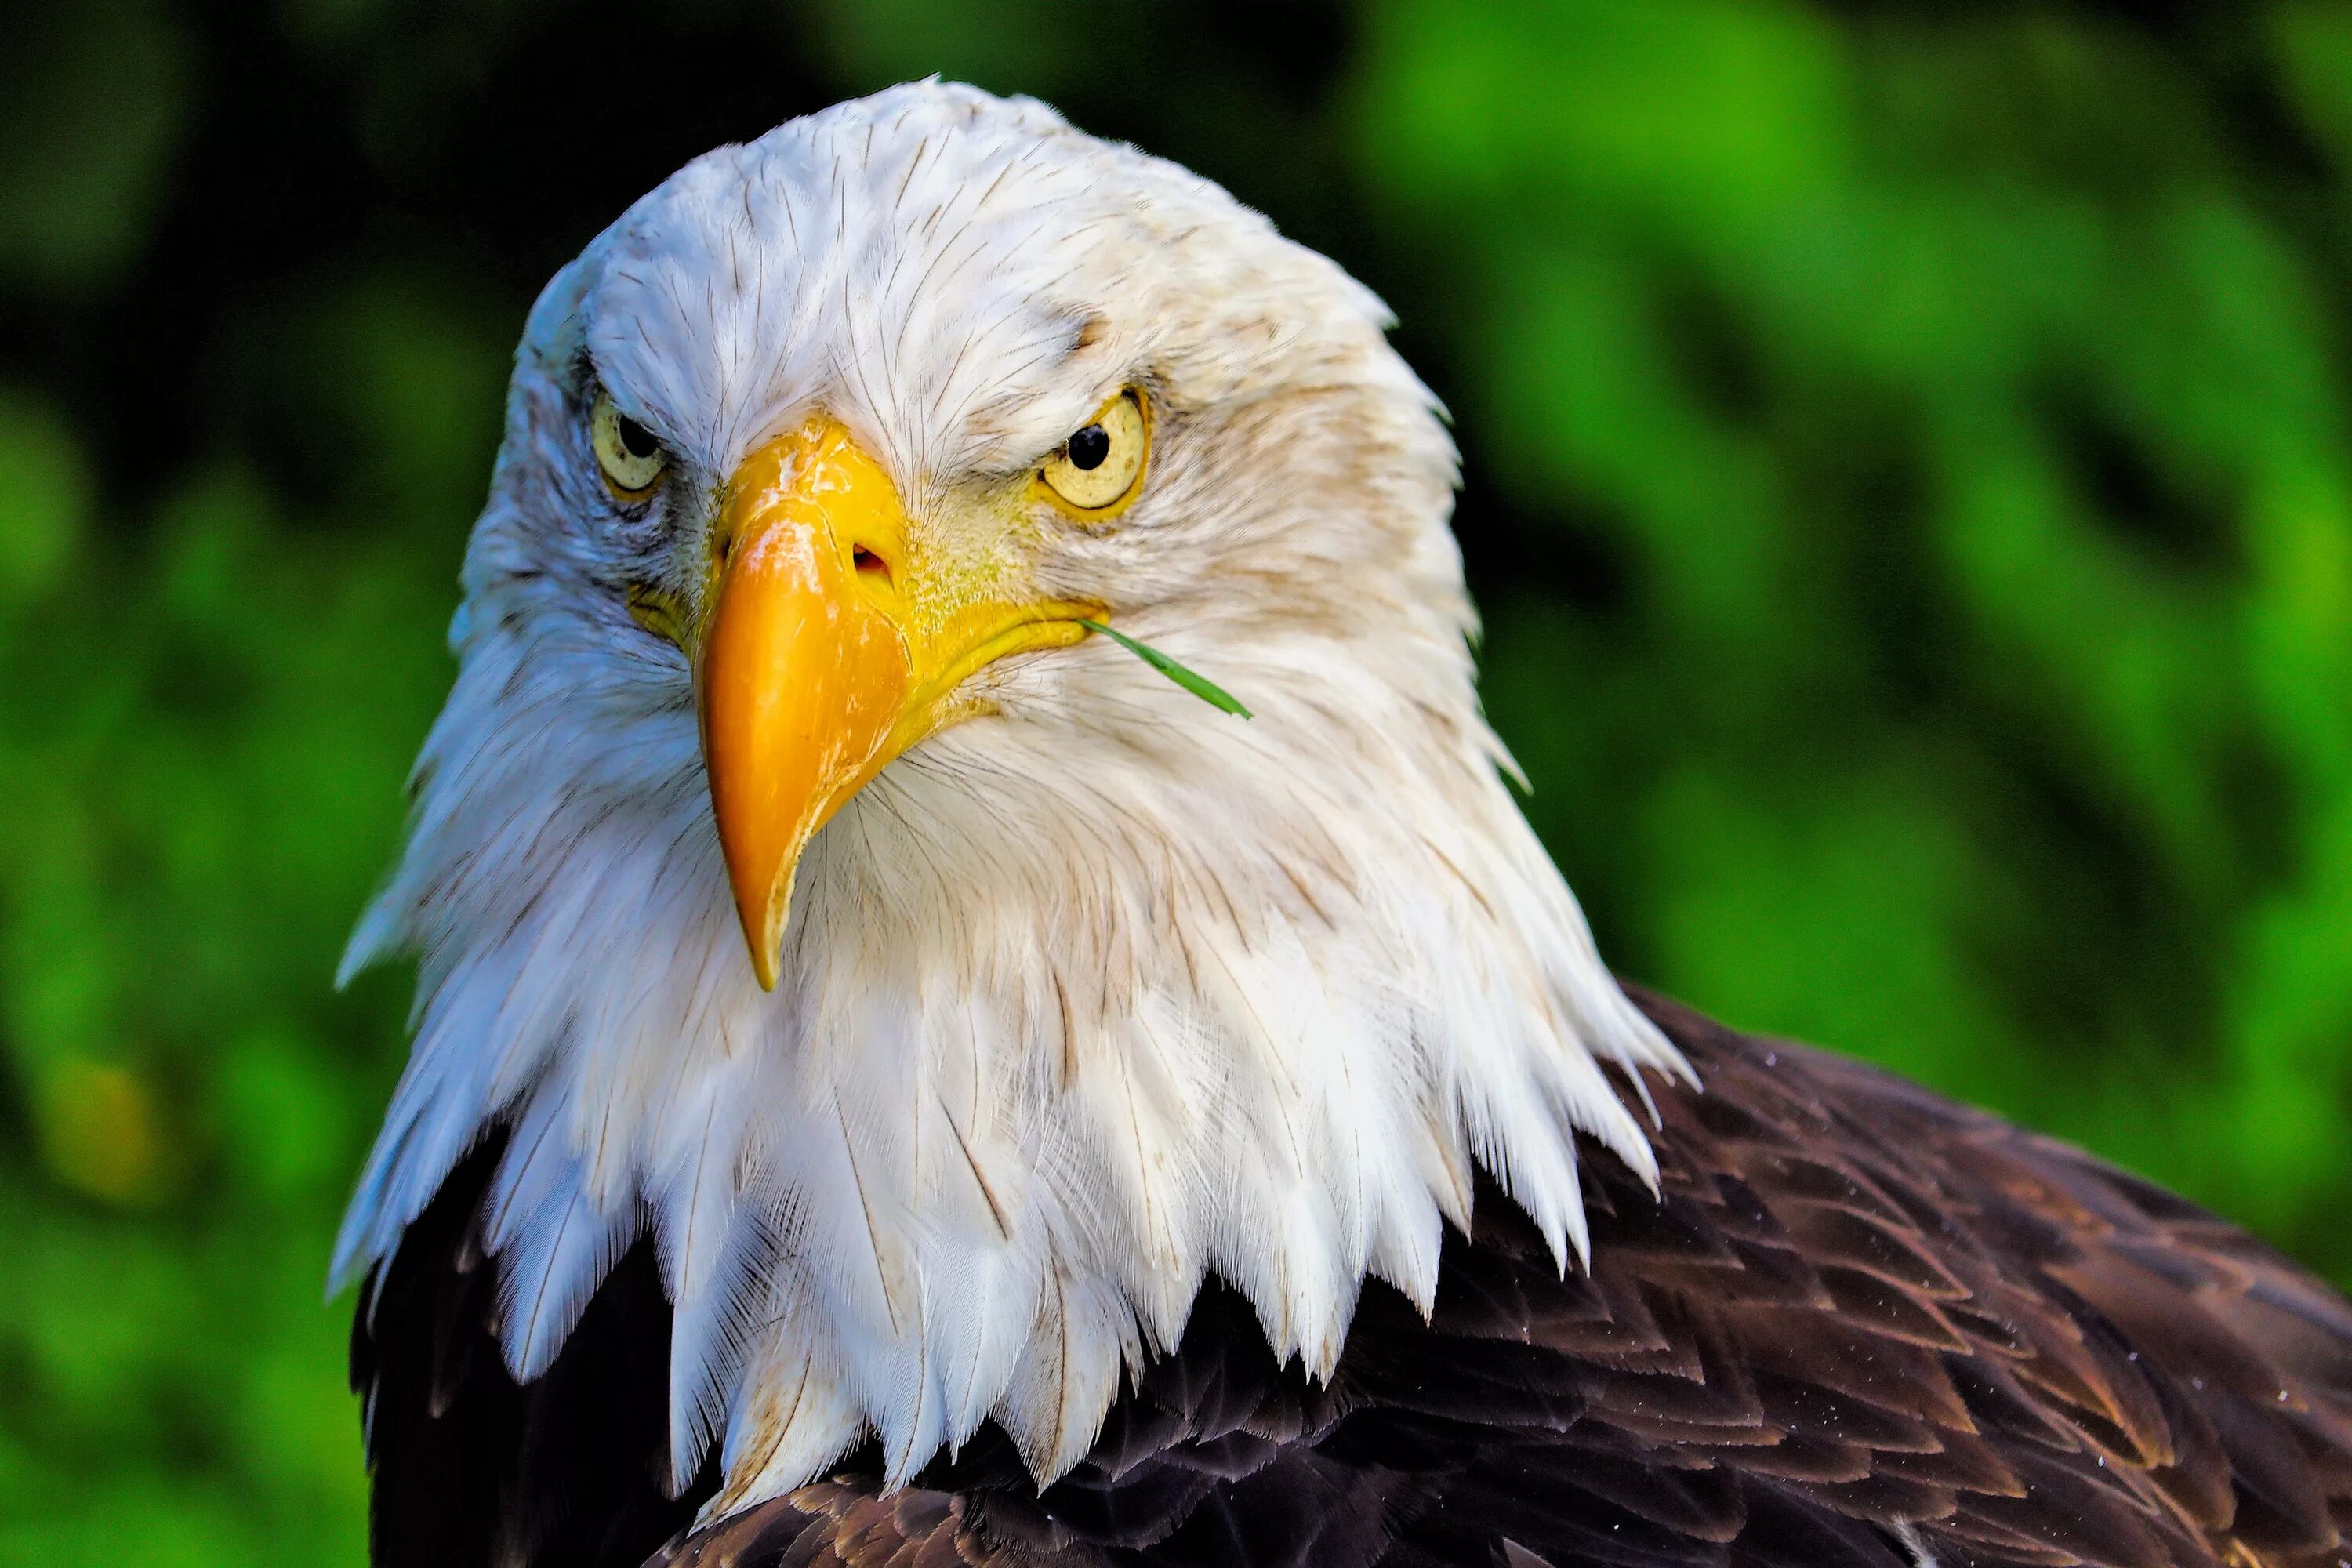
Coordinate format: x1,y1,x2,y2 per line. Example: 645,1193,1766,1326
334,595,1686,1514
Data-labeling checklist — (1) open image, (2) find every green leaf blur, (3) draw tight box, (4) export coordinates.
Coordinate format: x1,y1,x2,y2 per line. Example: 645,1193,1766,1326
3,1,2349,1559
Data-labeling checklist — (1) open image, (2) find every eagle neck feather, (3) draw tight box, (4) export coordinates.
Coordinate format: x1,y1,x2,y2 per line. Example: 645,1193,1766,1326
333,612,1685,1508
332,78,1687,1519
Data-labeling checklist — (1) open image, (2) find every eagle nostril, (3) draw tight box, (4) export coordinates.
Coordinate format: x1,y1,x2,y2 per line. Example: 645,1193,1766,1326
852,544,891,588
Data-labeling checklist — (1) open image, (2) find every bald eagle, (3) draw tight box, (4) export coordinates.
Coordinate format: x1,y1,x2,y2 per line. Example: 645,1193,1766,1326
337,84,2352,1568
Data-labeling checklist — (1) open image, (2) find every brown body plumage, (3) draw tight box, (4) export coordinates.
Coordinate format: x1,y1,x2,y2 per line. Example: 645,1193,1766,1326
358,990,2352,1568
336,82,2352,1568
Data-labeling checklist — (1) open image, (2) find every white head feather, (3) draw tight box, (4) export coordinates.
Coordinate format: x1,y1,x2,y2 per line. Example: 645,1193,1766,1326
334,82,1686,1513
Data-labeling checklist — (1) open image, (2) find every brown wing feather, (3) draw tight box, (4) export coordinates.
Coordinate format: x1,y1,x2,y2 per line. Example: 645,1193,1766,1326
1625,990,2352,1568
354,1130,720,1567
610,987,2352,1568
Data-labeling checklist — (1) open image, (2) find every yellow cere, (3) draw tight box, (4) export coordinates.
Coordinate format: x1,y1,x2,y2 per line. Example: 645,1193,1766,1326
1037,388,1149,515
697,418,1101,986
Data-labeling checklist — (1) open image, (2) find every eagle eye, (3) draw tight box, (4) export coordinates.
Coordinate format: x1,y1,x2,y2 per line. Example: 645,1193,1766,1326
591,392,668,498
1039,389,1147,514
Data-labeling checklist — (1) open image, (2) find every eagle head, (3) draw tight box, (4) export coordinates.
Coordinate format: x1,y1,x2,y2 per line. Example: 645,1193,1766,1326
336,82,1681,1504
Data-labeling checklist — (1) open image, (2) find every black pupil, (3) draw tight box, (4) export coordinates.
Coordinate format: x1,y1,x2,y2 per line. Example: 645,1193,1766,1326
1067,423,1111,471
615,414,658,461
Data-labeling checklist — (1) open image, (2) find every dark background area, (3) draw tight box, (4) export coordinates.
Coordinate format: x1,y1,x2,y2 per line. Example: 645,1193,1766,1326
6,0,2352,1558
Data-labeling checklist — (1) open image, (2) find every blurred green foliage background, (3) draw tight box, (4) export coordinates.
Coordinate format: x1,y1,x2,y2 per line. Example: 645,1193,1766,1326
5,0,2352,1559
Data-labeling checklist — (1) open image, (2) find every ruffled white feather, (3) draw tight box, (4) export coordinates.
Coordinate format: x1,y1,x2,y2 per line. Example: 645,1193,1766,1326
334,81,1688,1519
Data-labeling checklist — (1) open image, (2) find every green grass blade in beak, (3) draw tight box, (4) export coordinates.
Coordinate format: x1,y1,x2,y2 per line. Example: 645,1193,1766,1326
1077,620,1252,719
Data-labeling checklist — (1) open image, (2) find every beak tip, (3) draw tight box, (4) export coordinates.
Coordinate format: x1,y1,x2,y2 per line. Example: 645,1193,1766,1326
738,898,786,993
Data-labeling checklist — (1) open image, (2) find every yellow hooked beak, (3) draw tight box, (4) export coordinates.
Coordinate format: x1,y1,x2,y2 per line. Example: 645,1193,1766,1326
696,419,1094,989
